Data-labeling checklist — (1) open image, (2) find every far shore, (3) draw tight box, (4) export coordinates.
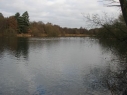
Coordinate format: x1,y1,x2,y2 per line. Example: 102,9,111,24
16,33,94,37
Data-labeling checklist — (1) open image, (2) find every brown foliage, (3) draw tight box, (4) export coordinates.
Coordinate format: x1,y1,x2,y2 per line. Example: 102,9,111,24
0,12,90,37
7,16,18,32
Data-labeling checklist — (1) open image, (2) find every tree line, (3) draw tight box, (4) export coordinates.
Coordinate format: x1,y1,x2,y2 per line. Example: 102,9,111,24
0,11,90,37
0,11,30,36
29,21,90,37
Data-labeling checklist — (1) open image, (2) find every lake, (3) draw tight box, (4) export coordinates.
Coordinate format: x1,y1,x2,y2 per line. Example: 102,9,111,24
0,37,125,95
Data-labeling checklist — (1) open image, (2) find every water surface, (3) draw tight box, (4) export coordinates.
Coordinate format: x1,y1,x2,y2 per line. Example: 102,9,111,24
0,37,119,95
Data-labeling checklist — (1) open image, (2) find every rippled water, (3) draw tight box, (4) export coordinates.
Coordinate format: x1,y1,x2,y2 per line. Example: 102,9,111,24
0,37,120,95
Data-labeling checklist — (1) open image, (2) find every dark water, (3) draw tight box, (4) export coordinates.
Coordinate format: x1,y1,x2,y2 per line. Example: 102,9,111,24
0,37,126,95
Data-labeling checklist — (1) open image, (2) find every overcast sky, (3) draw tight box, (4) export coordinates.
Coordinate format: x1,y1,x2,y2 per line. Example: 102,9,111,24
0,0,120,28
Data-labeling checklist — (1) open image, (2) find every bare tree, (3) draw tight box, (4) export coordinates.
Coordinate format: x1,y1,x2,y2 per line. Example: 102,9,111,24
119,0,127,26
103,0,127,26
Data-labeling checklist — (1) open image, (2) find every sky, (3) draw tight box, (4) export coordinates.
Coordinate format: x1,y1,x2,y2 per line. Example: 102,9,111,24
0,0,120,28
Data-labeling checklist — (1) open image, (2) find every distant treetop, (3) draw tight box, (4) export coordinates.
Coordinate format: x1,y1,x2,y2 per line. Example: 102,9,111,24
0,13,4,18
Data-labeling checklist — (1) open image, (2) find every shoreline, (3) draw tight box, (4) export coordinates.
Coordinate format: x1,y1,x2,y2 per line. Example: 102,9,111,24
16,33,94,37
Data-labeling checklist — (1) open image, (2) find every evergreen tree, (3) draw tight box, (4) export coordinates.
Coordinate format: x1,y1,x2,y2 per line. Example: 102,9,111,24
15,11,30,33
0,13,4,19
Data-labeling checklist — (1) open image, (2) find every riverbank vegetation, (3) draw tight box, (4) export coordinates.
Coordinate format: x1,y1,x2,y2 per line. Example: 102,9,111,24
1,10,127,41
83,13,127,43
96,0,127,43
0,11,92,37
97,15,127,42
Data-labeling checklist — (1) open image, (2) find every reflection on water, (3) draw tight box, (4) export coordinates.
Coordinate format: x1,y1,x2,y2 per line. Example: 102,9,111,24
0,37,29,60
98,39,127,95
0,37,126,95
15,38,29,59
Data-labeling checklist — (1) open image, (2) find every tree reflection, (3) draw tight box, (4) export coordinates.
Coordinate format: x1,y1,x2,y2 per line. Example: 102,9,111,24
15,37,29,59
83,66,111,95
0,37,29,60
98,39,127,95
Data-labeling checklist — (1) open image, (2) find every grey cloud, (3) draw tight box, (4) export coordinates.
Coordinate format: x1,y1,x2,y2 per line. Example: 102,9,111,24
0,0,120,28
